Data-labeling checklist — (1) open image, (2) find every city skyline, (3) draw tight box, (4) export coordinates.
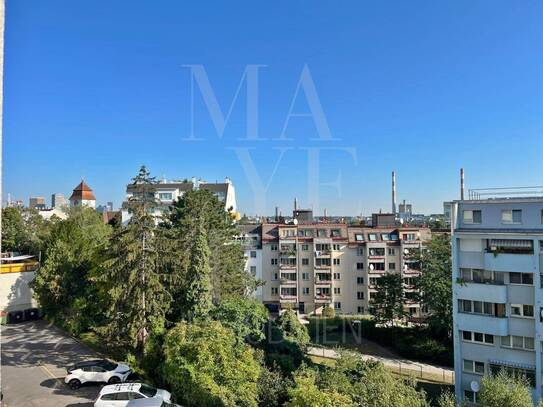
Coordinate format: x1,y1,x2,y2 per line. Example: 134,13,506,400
4,1,543,215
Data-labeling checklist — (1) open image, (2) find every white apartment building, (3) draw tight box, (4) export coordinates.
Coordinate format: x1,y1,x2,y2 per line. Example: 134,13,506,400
451,192,543,404
236,224,263,301
260,220,431,315
121,177,237,224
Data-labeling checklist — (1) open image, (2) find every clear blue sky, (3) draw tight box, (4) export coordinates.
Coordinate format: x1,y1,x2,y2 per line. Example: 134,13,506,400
4,0,543,216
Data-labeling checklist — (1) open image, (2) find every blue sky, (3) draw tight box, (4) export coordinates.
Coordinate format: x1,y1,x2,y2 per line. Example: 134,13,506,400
4,0,543,216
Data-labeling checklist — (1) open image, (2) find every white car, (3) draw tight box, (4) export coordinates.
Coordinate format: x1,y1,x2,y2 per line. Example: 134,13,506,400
65,359,131,389
126,397,181,407
94,383,173,407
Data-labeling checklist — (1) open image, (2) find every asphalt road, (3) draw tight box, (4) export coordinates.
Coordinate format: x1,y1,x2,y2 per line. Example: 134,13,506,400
1,320,102,407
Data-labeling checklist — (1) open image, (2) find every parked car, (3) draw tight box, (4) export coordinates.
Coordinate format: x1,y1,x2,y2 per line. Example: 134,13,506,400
65,359,131,389
126,397,181,407
94,383,173,407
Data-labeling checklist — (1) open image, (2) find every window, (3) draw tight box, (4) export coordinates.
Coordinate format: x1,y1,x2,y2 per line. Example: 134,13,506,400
381,233,390,241
302,272,309,280
271,259,278,265
302,258,309,265
273,272,278,280
115,393,130,401
463,359,485,375
369,263,385,271
509,272,533,285
333,258,340,265
302,244,309,251
316,258,331,267
511,304,534,318
501,209,522,224
357,247,364,256
357,291,364,300
461,268,504,285
368,233,377,241
334,287,341,294
158,192,173,200
355,233,364,242
271,244,278,251
302,287,310,295
463,210,482,224
333,244,341,251
250,266,256,275
357,306,364,313
357,277,364,285
101,394,116,401
459,300,505,317
331,229,341,237
333,273,341,280
462,330,494,344
317,229,326,237
250,251,256,258
403,233,416,241
388,262,396,270
369,277,379,286
356,262,364,270
334,302,341,309
369,248,385,256
488,239,533,254
501,335,535,351
388,248,396,255
489,364,535,387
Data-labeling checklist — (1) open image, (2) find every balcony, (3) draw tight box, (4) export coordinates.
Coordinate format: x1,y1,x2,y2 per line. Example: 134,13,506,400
456,312,508,336
314,294,332,303
315,250,331,258
280,250,297,257
280,295,297,303
280,278,297,286
280,262,297,270
484,252,536,273
314,280,332,287
456,282,507,304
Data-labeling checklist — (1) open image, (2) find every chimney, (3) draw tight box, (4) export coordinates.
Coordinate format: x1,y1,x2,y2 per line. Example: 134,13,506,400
392,171,397,214
294,197,298,211
460,168,465,200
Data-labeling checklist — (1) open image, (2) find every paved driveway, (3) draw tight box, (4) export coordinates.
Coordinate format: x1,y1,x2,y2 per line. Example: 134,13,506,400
1,320,102,407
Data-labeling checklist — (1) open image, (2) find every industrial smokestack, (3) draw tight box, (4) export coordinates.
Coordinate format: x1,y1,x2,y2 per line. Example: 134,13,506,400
275,206,279,222
460,168,465,200
392,171,397,214
294,197,298,211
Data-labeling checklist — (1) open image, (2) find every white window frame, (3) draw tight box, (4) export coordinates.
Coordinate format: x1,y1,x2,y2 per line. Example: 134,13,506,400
501,209,522,225
462,359,485,375
510,303,534,318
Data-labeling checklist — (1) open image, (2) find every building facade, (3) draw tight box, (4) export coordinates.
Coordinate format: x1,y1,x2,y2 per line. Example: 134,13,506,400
51,193,68,208
451,196,543,404
260,221,430,315
29,196,46,210
121,177,237,225
236,224,263,301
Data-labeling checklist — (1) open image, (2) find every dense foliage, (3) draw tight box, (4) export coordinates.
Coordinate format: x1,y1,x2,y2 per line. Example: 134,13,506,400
370,273,405,325
2,206,52,255
163,320,260,407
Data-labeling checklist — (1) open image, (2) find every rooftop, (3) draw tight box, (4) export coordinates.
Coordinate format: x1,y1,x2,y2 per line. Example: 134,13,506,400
463,186,543,201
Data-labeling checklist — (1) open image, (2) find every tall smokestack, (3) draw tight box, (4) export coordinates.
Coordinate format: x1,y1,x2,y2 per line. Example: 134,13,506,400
460,168,465,200
294,197,298,211
392,171,397,214
275,206,279,222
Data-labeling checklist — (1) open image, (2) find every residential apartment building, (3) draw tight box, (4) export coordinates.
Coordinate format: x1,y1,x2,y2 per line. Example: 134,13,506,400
121,177,237,224
451,192,543,404
260,219,431,315
236,224,263,301
28,196,46,210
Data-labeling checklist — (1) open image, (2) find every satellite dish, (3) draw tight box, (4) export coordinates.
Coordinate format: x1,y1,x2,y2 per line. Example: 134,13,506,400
293,219,299,225
369,264,374,271
404,249,409,255
470,381,480,392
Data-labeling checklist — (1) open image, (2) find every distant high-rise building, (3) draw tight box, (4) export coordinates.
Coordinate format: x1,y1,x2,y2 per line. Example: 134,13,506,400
29,196,46,210
51,193,67,208
106,201,113,212
69,181,96,209
398,200,413,220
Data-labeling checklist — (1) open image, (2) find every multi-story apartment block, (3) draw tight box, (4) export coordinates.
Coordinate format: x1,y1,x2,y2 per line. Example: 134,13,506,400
236,224,263,301
451,191,543,404
260,217,431,315
121,177,237,224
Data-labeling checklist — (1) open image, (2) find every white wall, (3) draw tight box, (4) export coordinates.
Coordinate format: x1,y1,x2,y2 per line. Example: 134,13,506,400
0,271,37,312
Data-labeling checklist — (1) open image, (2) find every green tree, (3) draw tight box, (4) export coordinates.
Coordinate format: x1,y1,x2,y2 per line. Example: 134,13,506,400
211,297,268,342
33,207,110,334
2,206,51,255
370,273,405,326
322,305,335,318
257,363,291,407
95,166,170,355
286,366,354,407
183,221,212,321
164,188,256,313
163,320,260,407
276,309,310,348
479,369,535,407
436,391,456,407
412,234,452,337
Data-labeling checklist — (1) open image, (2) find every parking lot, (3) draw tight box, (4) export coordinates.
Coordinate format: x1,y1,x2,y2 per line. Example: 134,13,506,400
1,320,102,407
